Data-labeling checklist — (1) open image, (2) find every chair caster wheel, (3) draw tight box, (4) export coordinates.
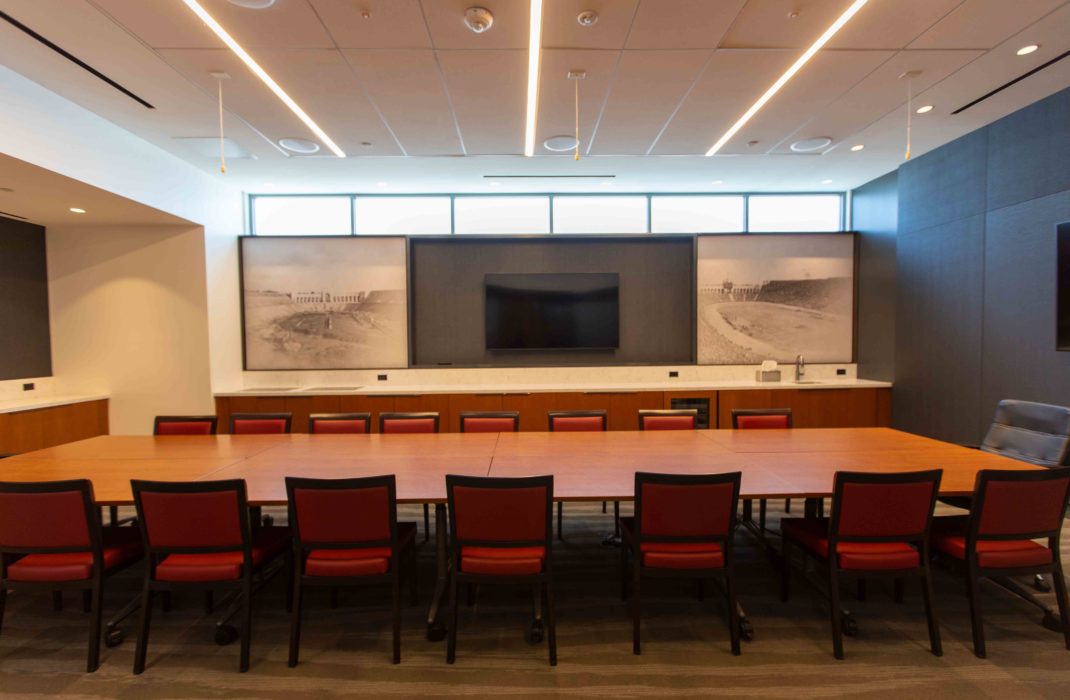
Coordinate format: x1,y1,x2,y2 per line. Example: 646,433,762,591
1034,575,1052,593
215,624,239,646
842,612,858,637
739,617,754,642
262,514,274,527
426,621,447,642
1042,611,1064,633
601,534,621,547
104,628,123,648
528,619,544,645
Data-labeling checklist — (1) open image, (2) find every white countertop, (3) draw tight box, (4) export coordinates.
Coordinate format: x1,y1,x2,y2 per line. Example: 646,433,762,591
216,378,891,397
0,393,109,414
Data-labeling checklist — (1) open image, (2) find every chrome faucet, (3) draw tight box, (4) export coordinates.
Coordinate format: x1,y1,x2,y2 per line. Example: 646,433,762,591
795,354,805,382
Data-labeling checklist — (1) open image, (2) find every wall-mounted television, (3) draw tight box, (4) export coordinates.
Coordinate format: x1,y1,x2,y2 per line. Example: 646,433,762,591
485,273,619,350
1059,222,1070,351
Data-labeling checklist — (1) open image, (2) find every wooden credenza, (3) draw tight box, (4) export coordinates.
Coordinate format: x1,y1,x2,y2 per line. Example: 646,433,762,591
214,388,890,433
0,398,110,454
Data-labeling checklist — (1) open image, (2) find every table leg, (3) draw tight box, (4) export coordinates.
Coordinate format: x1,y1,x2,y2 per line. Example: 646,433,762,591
426,503,449,641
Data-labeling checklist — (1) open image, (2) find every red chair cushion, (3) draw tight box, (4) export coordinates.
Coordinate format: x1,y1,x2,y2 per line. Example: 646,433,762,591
931,516,1053,569
736,414,789,429
311,419,367,434
154,527,289,582
303,522,416,577
463,417,515,433
619,517,724,569
156,421,214,435
382,418,436,434
551,416,604,432
782,518,920,571
461,546,545,575
232,419,287,435
6,527,143,582
642,415,695,431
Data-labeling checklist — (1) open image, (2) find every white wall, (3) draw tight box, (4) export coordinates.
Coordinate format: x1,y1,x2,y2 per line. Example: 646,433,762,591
46,224,214,433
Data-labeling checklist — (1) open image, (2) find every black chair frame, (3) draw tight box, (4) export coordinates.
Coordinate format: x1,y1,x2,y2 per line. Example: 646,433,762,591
622,471,743,656
548,410,610,542
308,412,371,434
228,412,293,434
130,479,291,674
445,474,557,666
153,415,219,435
459,411,520,433
0,479,141,673
731,408,796,529
780,469,943,660
637,409,698,430
379,412,441,544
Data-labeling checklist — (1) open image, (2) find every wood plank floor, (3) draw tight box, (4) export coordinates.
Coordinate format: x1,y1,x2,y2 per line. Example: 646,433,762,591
2,503,1069,698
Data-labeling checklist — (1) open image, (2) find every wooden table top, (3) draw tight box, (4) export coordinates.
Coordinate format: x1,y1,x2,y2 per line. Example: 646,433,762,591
0,428,1036,505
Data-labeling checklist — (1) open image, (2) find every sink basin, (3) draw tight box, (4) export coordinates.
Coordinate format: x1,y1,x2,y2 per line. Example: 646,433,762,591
792,380,824,385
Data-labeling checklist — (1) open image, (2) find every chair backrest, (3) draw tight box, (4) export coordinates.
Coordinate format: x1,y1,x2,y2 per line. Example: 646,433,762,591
132,480,249,554
638,409,697,431
309,413,370,435
446,475,552,550
969,468,1070,543
981,400,1070,467
154,415,218,436
460,411,520,433
633,472,740,546
379,412,439,434
230,412,292,435
731,408,793,429
286,475,396,552
548,410,607,432
0,480,99,556
830,470,942,544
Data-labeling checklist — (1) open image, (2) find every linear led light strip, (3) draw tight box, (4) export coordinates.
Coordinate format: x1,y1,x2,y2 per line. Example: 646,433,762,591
181,0,346,158
705,0,870,157
524,0,545,157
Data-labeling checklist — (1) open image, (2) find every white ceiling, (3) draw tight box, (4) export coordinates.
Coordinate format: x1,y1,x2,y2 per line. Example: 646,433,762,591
0,0,1067,193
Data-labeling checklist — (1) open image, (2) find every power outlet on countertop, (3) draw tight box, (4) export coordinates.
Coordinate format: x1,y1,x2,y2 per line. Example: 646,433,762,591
836,368,847,376
669,371,679,378
377,374,388,381
22,382,35,391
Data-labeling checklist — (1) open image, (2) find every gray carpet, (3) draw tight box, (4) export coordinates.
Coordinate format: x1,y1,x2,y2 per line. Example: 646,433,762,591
2,503,1070,698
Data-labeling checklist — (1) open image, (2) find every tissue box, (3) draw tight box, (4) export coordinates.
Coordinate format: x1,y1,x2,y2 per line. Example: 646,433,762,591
755,370,781,382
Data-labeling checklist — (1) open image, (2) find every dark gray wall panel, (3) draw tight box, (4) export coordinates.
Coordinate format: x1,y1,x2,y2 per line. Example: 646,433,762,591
981,189,1070,435
898,129,987,233
852,170,898,382
0,217,52,380
987,88,1070,212
410,237,693,367
894,215,985,444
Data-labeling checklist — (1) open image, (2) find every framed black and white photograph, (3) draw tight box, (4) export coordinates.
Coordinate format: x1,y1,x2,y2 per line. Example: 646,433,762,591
696,234,854,365
240,236,408,370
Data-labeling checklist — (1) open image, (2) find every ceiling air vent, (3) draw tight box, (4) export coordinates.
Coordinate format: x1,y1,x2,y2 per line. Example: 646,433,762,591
952,49,1069,115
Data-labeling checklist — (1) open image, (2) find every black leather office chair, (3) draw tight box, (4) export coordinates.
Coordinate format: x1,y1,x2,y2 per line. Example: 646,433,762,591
980,400,1070,467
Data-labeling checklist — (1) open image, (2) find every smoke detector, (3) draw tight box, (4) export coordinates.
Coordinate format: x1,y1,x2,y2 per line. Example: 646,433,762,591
577,10,599,27
464,7,494,34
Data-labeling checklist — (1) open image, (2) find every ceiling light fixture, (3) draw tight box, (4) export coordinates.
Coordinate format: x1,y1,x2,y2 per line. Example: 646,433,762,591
705,0,870,156
524,0,545,157
850,144,864,152
69,207,86,214
464,7,494,34
278,137,321,154
181,0,346,157
1017,44,1039,56
916,104,933,114
226,0,277,8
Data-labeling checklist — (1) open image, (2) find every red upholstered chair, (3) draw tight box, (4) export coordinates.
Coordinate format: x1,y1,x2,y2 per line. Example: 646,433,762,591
619,471,742,655
0,480,143,672
445,474,556,665
930,468,1070,658
130,479,290,674
549,410,609,541
460,411,520,433
638,409,697,431
780,470,943,660
309,413,371,434
380,412,440,542
285,476,417,667
229,412,292,435
153,415,218,435
731,408,794,529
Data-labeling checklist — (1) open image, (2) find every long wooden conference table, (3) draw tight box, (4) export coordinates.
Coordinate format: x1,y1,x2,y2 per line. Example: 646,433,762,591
0,428,1037,638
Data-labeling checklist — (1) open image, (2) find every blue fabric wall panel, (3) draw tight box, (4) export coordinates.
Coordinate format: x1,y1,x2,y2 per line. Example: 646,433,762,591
987,89,1070,212
898,129,987,233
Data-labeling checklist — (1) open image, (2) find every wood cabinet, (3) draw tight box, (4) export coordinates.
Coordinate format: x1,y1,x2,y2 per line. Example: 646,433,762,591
0,399,109,454
216,387,892,434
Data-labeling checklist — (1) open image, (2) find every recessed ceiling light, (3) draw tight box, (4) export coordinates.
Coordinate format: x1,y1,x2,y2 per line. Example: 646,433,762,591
226,0,276,8
916,104,934,114
1017,44,1039,56
524,0,545,157
706,0,870,156
821,179,833,185
69,207,86,214
850,144,864,152
543,135,579,152
278,137,320,154
182,0,345,157
790,136,833,152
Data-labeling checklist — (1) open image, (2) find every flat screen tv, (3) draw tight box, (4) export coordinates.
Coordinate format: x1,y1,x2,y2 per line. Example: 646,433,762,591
485,273,619,350
1059,222,1070,351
